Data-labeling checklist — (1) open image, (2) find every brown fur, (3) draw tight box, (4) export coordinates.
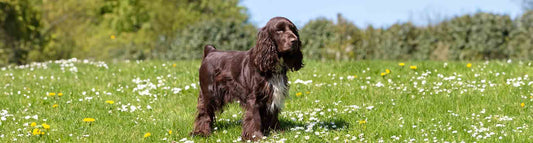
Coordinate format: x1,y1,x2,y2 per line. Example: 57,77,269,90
191,17,303,141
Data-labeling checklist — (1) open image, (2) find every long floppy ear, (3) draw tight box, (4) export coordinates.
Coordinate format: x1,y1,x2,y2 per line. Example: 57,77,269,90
284,40,303,71
251,27,279,73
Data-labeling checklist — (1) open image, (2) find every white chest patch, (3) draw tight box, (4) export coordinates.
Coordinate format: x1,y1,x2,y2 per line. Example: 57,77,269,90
268,74,288,112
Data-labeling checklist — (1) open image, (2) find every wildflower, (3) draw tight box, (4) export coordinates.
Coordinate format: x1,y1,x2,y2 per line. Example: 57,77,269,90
48,92,56,96
410,65,417,70
83,118,96,122
105,100,115,104
110,35,116,39
144,132,151,138
306,91,310,94
32,128,44,135
399,63,405,66
467,63,472,68
381,72,387,77
52,104,58,108
42,123,50,129
353,75,358,78
295,92,302,97
58,93,63,97
172,64,177,67
521,103,525,108
168,130,172,135
386,69,391,74
359,120,366,125
31,122,37,127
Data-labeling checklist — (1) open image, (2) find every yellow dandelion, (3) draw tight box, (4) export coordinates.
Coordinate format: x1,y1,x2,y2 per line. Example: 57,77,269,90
172,64,177,67
83,118,96,122
410,65,417,70
105,100,115,104
32,128,44,135
295,92,302,97
521,102,525,108
386,69,391,74
42,123,50,129
305,91,310,94
168,130,172,135
144,132,151,138
48,92,56,96
381,72,387,77
358,120,366,125
467,63,472,68
58,92,63,97
31,122,37,127
399,63,405,66
353,75,358,78
110,35,116,39
52,104,58,108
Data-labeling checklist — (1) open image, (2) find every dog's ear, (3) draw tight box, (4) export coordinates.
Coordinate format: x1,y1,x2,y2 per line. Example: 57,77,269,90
251,27,279,73
284,40,303,71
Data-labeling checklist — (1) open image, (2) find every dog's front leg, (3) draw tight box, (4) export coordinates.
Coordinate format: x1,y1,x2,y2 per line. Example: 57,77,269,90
241,96,264,141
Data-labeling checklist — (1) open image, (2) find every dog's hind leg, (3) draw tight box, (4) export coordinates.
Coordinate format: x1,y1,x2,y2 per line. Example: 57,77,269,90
191,89,215,136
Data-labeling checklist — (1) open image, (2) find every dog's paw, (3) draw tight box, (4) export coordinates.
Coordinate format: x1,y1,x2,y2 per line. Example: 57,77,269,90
242,131,264,141
190,130,211,137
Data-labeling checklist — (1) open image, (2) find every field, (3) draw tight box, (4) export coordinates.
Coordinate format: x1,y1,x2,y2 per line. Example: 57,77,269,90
0,59,532,142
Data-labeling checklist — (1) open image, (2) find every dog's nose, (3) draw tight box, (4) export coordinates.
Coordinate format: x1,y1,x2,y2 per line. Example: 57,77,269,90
290,39,298,45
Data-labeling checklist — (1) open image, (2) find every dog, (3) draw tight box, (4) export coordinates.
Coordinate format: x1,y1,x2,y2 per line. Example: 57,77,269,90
191,17,303,141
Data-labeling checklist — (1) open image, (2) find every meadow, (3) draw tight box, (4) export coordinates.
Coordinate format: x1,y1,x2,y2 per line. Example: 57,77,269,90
0,59,532,142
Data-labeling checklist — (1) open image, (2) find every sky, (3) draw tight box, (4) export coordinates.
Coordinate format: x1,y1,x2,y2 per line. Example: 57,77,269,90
240,0,524,28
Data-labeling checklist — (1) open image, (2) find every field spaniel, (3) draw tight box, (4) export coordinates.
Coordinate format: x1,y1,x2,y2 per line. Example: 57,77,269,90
191,17,303,141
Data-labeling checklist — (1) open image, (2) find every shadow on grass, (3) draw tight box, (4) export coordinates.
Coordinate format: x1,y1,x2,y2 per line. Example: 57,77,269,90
213,117,349,133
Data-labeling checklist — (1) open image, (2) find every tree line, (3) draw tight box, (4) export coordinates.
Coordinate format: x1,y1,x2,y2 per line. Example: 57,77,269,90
1,0,532,66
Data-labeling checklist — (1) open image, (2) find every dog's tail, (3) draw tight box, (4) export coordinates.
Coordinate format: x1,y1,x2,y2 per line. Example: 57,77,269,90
203,45,216,59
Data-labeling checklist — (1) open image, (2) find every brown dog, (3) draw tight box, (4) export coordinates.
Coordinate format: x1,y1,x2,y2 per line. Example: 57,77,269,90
191,17,303,141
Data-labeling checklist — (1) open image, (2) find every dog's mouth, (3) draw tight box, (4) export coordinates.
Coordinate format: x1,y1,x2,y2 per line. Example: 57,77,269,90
279,43,299,54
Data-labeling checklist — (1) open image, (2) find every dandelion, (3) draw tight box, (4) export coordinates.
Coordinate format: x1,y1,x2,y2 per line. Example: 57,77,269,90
31,122,37,127
386,69,391,74
52,104,58,108
144,132,151,138
521,103,525,108
295,92,302,97
42,123,50,129
353,75,358,78
381,72,387,77
168,130,172,135
105,100,115,104
83,118,96,123
467,63,472,68
306,91,310,94
48,92,56,96
110,35,116,39
32,128,44,135
410,65,417,70
359,120,366,125
399,63,405,66
172,64,177,67
58,93,63,97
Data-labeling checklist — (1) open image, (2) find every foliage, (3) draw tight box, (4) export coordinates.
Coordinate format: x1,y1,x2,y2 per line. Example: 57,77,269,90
2,1,533,65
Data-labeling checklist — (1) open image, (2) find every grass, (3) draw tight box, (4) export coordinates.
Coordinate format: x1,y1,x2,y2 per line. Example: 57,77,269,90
0,59,532,142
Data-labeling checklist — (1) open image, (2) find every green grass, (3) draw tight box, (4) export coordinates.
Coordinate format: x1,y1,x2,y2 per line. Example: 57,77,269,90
1,59,532,142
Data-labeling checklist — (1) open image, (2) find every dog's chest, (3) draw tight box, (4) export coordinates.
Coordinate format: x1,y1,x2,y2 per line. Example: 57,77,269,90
268,74,288,111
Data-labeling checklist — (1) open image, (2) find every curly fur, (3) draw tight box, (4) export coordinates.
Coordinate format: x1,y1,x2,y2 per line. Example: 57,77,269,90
191,17,303,141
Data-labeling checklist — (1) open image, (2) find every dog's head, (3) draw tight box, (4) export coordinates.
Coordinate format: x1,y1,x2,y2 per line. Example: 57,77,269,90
251,17,303,73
